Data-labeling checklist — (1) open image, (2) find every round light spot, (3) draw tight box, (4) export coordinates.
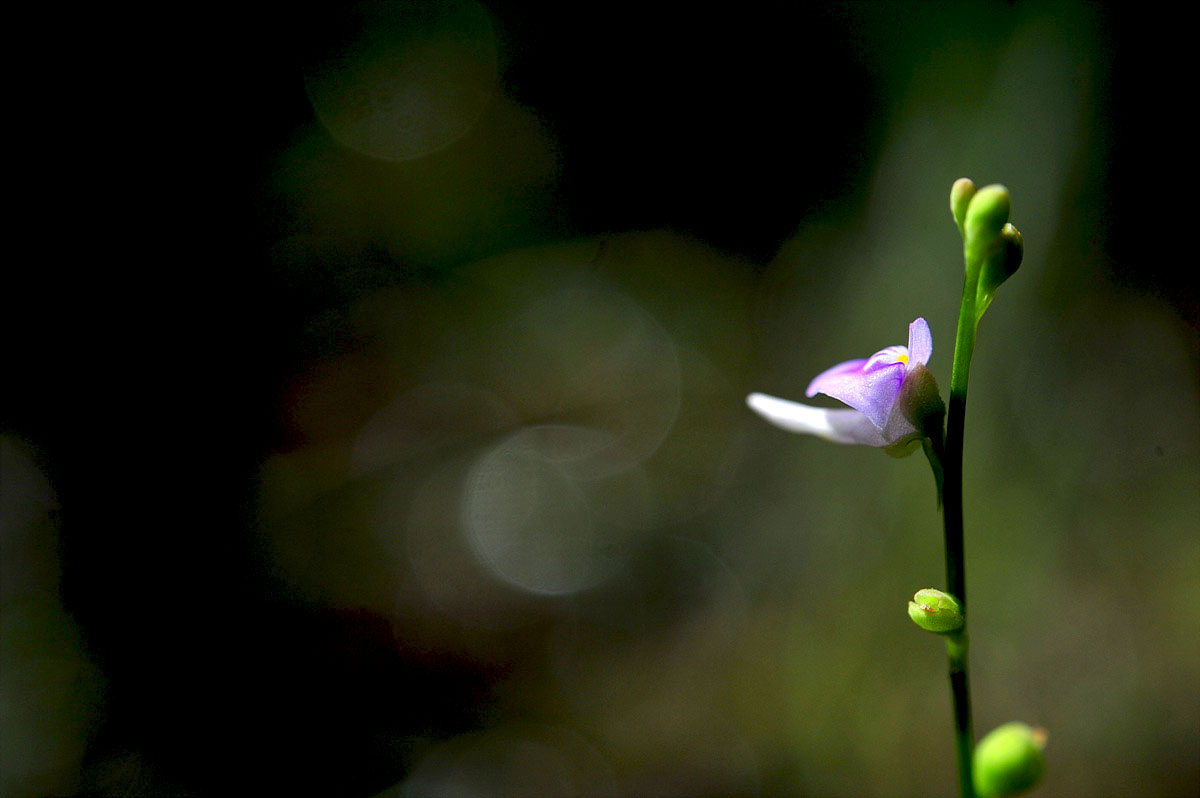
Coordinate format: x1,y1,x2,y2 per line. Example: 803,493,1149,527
303,0,498,161
462,425,650,596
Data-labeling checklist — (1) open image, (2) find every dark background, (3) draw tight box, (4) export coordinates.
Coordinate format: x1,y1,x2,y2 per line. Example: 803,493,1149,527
4,2,1197,796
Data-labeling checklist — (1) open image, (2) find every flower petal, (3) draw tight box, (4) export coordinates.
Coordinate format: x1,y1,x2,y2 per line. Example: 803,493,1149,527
804,359,868,397
907,317,932,367
878,395,920,446
805,357,905,430
866,346,910,370
746,393,889,446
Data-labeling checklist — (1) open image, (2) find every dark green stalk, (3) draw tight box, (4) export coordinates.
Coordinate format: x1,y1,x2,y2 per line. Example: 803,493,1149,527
943,276,978,798
939,178,1023,798
947,633,973,798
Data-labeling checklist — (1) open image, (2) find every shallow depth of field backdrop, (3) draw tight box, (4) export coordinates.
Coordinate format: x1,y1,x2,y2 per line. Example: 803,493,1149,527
3,2,1197,796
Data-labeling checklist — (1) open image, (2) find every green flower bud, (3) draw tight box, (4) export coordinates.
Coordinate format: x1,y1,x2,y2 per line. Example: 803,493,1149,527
984,223,1024,289
951,178,977,234
973,722,1047,797
907,588,964,634
963,184,1012,274
975,223,1024,322
965,184,1011,239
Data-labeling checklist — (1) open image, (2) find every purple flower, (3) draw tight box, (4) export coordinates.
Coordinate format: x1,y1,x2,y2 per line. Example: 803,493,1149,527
747,318,944,454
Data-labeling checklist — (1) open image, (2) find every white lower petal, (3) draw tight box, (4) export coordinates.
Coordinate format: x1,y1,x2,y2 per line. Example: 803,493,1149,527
746,393,888,447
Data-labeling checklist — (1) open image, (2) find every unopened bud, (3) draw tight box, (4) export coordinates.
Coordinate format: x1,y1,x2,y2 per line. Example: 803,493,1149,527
965,184,1011,239
963,185,1012,272
973,722,1047,797
975,223,1024,321
951,178,977,233
907,588,964,634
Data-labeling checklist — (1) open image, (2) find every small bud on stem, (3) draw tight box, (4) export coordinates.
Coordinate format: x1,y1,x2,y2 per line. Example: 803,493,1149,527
963,185,1012,277
973,722,1047,797
975,223,1024,321
951,178,977,234
907,588,965,634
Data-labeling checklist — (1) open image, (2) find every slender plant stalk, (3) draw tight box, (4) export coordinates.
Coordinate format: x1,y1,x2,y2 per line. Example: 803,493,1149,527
946,633,973,798
944,277,978,798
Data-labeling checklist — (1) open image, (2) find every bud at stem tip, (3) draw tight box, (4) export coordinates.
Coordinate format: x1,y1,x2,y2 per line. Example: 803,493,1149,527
951,178,977,231
964,184,1012,244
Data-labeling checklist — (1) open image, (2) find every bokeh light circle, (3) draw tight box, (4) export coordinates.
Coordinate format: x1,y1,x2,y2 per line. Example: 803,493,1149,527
303,0,499,161
462,425,650,596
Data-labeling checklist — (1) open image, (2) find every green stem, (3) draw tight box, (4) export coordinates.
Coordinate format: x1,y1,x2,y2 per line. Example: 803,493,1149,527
947,633,974,798
943,275,978,798
946,281,975,606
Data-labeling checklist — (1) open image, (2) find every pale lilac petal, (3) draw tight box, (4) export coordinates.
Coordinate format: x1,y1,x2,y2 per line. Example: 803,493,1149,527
805,358,905,430
865,346,909,370
749,318,940,451
805,359,868,397
804,359,866,398
908,317,932,367
746,393,889,447
878,396,920,445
